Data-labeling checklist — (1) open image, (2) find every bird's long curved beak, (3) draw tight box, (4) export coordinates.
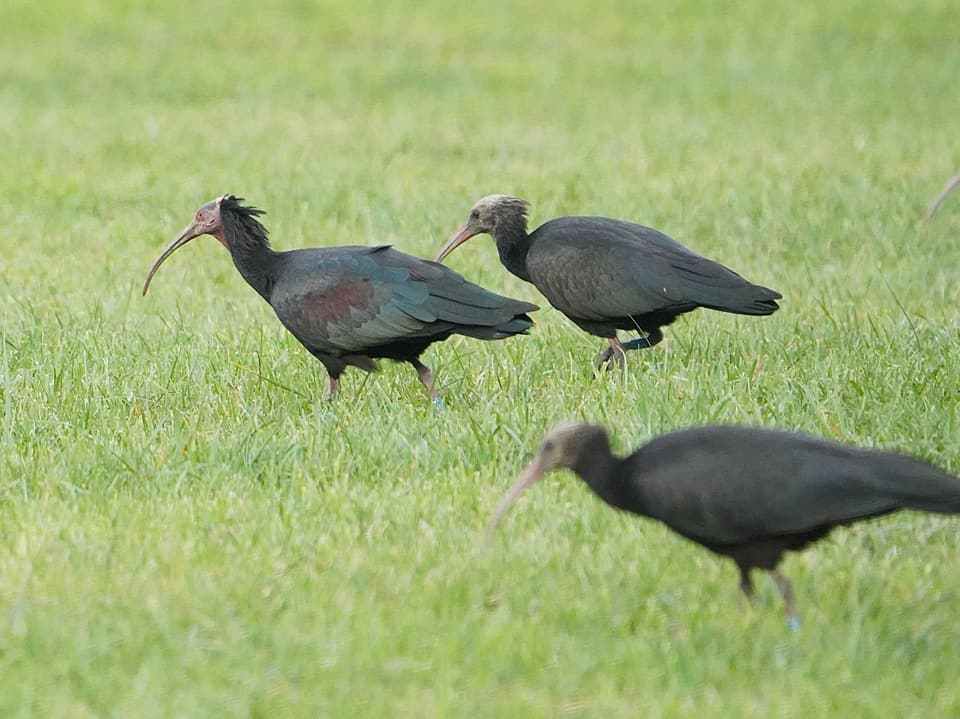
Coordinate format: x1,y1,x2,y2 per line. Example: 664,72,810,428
485,459,546,539
141,222,203,296
434,222,478,263
925,173,960,224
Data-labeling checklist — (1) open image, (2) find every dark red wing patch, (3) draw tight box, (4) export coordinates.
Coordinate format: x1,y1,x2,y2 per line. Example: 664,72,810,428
294,279,378,324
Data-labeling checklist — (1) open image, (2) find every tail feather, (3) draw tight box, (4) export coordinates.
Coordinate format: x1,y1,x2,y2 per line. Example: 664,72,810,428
672,258,782,316
702,284,781,316
874,453,960,514
456,313,535,340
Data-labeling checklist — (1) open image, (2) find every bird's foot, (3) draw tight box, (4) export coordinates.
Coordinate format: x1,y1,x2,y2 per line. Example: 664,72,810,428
625,328,663,352
623,337,654,351
594,341,627,372
594,348,626,371
786,615,801,632
594,331,663,372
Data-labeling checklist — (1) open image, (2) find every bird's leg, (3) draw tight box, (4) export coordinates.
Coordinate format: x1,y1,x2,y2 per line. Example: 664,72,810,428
410,359,440,401
738,566,755,600
325,375,340,401
595,328,664,370
768,569,800,630
594,337,628,372
623,327,663,351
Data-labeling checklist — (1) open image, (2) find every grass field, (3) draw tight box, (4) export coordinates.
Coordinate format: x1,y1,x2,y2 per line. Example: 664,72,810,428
2,0,960,716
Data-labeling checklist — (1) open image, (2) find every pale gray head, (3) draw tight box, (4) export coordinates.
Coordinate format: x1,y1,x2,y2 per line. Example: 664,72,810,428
435,194,530,263
485,421,610,536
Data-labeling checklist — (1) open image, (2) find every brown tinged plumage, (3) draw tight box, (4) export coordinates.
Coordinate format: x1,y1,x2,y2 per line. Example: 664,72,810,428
143,195,538,400
437,195,781,370
487,422,960,624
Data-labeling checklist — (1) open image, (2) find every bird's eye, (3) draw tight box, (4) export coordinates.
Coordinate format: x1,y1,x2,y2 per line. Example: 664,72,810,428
470,209,480,220
542,439,554,453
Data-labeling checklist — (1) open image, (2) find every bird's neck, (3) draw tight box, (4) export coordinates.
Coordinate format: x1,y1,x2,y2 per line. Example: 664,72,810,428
492,216,532,282
573,446,640,514
221,213,281,301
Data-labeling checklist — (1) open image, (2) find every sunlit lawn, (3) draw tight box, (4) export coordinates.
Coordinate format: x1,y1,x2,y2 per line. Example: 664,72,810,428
1,0,959,716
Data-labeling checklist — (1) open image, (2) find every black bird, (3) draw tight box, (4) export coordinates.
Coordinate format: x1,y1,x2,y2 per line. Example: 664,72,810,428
488,422,960,623
143,195,538,399
436,195,781,370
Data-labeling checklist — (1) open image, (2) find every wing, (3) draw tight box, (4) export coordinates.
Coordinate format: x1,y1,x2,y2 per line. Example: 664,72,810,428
270,247,443,355
631,427,959,546
527,217,777,321
270,246,536,356
372,248,538,325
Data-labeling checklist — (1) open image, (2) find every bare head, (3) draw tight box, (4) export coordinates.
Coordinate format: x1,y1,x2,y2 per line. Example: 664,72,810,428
435,194,530,263
485,421,610,536
142,195,262,295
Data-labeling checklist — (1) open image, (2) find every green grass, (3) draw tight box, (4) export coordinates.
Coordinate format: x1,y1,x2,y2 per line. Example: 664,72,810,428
2,0,960,715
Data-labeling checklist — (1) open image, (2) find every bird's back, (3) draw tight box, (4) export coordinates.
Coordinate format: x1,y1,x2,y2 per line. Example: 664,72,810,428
622,426,960,547
525,217,780,328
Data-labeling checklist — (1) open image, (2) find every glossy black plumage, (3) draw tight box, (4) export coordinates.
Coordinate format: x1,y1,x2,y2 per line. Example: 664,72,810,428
488,422,960,621
143,195,538,399
437,195,781,369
